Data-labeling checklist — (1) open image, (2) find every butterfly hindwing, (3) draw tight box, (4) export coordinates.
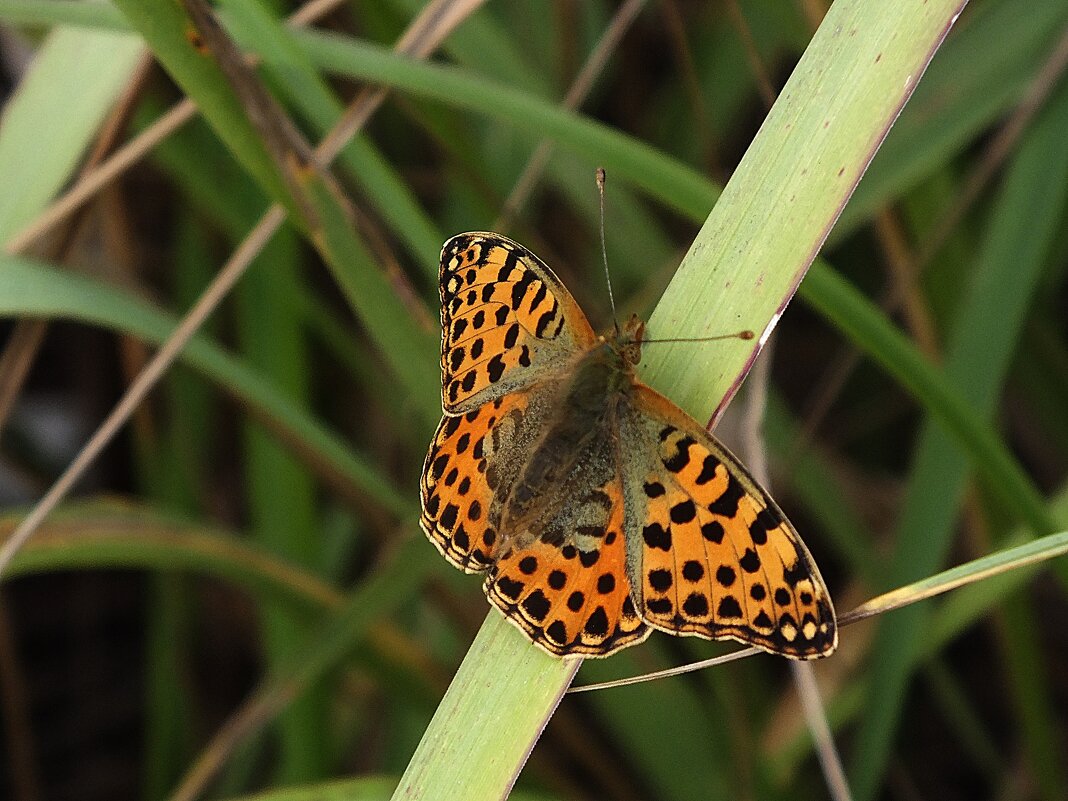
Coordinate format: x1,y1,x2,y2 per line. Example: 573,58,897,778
438,233,597,414
620,385,837,659
485,476,651,657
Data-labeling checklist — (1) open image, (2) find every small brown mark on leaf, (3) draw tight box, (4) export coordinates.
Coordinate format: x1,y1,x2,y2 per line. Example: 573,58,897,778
185,28,209,55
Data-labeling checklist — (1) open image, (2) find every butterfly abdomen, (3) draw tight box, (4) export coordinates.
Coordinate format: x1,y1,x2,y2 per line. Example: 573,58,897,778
501,346,629,535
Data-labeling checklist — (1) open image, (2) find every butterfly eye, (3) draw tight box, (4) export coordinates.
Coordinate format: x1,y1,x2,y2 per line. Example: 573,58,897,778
623,342,643,366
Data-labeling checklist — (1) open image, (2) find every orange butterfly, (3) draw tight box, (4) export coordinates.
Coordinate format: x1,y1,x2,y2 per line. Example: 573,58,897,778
420,233,837,659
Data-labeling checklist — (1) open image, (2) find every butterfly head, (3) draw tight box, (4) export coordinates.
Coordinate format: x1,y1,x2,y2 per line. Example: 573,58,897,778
616,313,645,367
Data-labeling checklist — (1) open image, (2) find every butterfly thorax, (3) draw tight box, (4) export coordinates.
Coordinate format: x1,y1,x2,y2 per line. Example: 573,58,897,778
498,317,646,549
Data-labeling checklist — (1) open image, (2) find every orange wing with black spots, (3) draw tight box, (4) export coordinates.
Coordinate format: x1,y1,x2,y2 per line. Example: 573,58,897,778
420,395,515,573
620,385,837,659
438,233,596,414
484,478,650,656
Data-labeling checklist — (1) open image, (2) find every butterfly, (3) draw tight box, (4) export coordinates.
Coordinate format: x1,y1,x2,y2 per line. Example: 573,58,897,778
419,232,837,659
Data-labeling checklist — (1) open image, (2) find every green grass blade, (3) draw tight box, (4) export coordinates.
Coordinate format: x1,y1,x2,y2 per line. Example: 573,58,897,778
2,500,343,612
234,224,327,782
0,0,127,30
392,612,578,800
292,20,1059,544
0,25,142,238
848,532,1068,619
108,0,291,205
218,0,443,279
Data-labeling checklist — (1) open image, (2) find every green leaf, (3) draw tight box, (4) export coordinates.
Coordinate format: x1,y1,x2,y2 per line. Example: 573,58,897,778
0,25,142,238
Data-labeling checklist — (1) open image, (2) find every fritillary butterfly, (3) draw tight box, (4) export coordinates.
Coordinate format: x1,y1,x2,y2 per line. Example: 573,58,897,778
419,233,837,659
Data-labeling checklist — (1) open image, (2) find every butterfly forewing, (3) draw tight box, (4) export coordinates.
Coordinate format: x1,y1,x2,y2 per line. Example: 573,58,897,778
619,385,837,658
438,233,596,414
420,394,523,573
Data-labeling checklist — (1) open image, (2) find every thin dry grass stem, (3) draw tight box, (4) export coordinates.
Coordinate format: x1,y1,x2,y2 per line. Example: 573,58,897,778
739,338,774,484
0,205,288,577
0,0,486,578
318,0,491,162
0,323,47,434
288,0,347,27
4,0,353,256
570,551,1059,693
873,209,939,358
789,22,1068,464
495,0,649,229
722,23,851,796
0,53,158,433
167,681,295,801
840,536,1068,626
0,55,165,583
4,100,198,255
180,0,322,188
172,616,605,801
914,21,1068,272
797,0,830,31
791,661,853,801
574,528,1068,692
725,0,777,108
660,0,717,172
568,645,760,693
740,338,853,801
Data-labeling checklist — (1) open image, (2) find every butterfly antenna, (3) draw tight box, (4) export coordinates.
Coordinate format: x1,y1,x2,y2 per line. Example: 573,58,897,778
643,331,756,344
596,167,620,336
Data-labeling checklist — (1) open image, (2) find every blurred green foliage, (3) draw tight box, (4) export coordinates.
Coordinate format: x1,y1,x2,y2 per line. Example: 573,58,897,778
0,1,1066,801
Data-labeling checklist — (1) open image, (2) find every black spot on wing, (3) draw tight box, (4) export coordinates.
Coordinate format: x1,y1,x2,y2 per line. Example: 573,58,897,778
695,454,719,484
670,500,696,523
584,606,609,636
663,436,695,473
717,596,742,618
682,593,709,617
487,355,506,383
682,560,704,582
749,508,778,545
535,307,558,337
701,521,724,543
545,620,568,645
715,565,736,587
740,549,761,573
647,598,673,615
708,473,744,517
522,590,551,622
642,523,671,551
648,569,673,592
